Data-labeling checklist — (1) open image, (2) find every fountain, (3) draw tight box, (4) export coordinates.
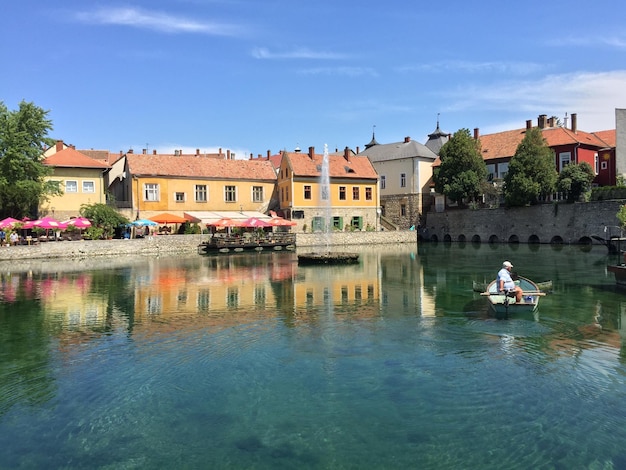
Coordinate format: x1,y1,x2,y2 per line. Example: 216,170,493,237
297,144,359,265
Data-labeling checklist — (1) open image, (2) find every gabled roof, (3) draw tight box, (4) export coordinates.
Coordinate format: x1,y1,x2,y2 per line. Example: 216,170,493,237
357,138,437,162
43,147,110,169
592,129,616,148
126,154,277,181
478,126,612,162
282,151,378,180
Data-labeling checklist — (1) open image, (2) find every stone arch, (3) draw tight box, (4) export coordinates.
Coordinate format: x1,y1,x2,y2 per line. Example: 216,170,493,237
430,234,439,242
471,234,481,243
443,234,452,242
458,234,466,242
550,236,564,244
578,236,593,245
508,235,519,243
528,235,540,244
488,235,499,244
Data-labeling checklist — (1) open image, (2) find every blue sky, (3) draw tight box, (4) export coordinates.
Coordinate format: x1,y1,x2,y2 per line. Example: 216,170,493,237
2,0,626,158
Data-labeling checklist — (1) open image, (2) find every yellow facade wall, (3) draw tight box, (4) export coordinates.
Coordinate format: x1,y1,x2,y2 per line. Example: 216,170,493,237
42,167,107,218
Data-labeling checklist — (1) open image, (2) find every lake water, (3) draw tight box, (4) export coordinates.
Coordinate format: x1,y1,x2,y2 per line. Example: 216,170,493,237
0,243,625,469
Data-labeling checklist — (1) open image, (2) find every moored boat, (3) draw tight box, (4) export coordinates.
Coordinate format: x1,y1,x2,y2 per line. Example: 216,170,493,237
198,232,296,254
481,276,544,315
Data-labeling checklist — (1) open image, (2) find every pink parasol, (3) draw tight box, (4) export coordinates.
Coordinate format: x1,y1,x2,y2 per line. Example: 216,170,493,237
208,217,245,228
61,217,92,228
24,216,64,229
0,217,20,229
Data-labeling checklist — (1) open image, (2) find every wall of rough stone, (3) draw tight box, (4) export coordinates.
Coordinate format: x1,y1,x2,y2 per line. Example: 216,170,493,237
423,200,626,243
0,231,418,261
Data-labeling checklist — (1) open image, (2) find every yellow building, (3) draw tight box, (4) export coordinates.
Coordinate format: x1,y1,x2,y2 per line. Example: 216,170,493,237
108,151,278,222
277,146,380,232
42,143,110,220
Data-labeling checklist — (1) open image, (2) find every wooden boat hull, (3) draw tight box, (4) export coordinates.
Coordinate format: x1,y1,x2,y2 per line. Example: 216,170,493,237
607,264,626,287
483,277,541,315
198,233,296,254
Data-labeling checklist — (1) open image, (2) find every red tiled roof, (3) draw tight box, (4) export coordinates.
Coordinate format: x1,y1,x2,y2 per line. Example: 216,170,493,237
43,147,110,169
127,154,277,181
282,151,378,179
592,129,616,148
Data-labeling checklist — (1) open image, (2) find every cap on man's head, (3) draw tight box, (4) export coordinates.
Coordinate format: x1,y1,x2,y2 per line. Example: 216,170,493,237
503,261,513,268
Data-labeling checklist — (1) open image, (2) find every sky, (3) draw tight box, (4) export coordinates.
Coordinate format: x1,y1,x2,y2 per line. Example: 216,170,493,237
2,0,626,158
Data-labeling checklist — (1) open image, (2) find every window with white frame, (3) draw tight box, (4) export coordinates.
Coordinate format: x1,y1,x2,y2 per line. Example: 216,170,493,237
174,192,185,203
82,181,95,193
144,183,159,201
195,185,208,202
65,180,78,193
559,152,571,172
380,175,386,190
224,185,237,202
601,161,608,170
252,186,263,203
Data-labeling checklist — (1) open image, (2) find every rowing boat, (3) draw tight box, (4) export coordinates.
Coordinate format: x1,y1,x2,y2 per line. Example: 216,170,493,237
472,279,552,293
480,276,544,315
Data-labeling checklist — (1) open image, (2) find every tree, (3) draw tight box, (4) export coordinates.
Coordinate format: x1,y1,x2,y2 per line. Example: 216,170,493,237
433,128,487,205
79,203,129,239
556,162,595,202
0,101,61,218
504,127,557,206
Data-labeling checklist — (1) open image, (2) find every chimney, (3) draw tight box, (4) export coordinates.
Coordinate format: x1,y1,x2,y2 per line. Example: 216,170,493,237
404,136,410,143
308,146,315,159
70,145,75,150
250,153,253,159
474,128,480,140
548,117,555,128
56,140,64,152
196,149,200,156
526,120,532,130
119,150,123,156
538,114,547,129
571,113,577,133
142,149,147,154
267,150,271,158
153,150,157,155
218,147,222,157
344,147,351,162
227,149,231,159
128,149,134,154
356,146,360,154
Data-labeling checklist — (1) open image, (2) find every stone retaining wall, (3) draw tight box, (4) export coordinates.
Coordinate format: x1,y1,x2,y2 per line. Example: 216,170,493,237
0,231,418,261
423,200,626,244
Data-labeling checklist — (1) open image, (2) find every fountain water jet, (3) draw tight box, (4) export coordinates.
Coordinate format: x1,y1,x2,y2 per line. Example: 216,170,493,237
297,144,359,265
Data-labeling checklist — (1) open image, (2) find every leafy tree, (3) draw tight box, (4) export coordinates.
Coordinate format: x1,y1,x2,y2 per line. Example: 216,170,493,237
0,101,61,218
79,203,129,238
556,162,595,202
504,127,557,206
433,128,487,205
617,205,626,229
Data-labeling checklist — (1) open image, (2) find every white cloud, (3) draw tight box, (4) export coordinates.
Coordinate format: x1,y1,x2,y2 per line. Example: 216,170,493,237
297,67,378,77
443,70,626,131
251,47,347,60
398,60,544,76
74,7,244,36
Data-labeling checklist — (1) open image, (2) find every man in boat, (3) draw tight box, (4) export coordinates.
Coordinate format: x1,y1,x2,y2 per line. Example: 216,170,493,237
497,261,523,302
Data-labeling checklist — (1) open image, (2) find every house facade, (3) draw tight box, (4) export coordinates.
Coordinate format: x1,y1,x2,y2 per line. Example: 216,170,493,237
357,135,438,229
107,151,278,222
41,141,110,220
276,146,379,232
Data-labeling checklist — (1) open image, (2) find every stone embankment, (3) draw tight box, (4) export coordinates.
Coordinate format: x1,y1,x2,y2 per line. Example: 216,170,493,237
0,231,418,262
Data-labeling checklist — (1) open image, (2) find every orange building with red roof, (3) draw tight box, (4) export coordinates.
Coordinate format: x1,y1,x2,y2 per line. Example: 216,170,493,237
276,146,379,232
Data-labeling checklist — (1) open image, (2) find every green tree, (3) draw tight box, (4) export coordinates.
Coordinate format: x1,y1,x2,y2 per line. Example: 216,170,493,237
504,127,557,206
0,101,61,218
556,162,595,202
433,128,487,205
617,205,626,229
79,203,129,239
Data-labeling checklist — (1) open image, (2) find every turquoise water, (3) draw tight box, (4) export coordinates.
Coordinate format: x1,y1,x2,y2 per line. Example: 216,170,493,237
0,243,625,469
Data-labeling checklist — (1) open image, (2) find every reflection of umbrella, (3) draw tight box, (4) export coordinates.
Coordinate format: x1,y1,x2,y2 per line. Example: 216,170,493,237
208,218,244,228
268,217,297,227
149,213,188,224
132,219,158,227
241,217,272,228
0,217,20,229
61,217,92,228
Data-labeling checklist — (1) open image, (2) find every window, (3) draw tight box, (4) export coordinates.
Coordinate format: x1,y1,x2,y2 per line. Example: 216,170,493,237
594,153,599,175
339,186,346,200
380,175,386,190
365,187,372,200
144,183,159,201
381,205,385,217
400,173,406,188
252,186,264,203
601,161,608,170
82,181,95,193
332,216,342,229
304,185,312,200
351,216,362,230
224,185,236,202
195,185,208,202
352,187,359,200
174,192,185,203
401,204,407,216
559,152,571,172
65,180,78,193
